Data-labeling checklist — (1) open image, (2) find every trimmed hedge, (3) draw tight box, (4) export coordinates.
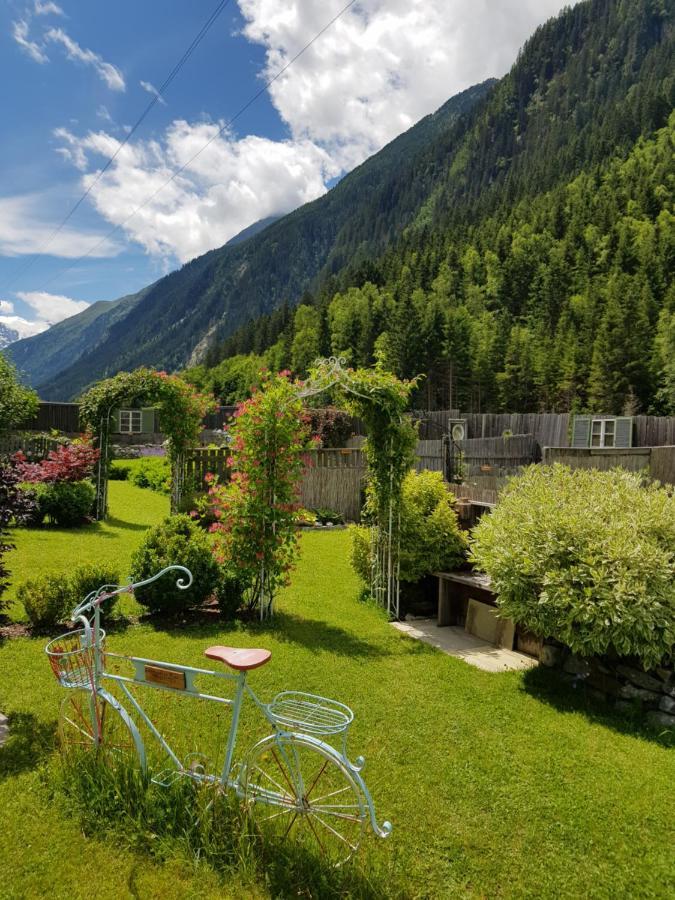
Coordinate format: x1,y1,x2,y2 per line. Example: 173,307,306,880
470,465,675,669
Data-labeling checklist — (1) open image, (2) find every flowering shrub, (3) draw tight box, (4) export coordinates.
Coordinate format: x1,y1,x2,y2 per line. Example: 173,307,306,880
208,370,313,617
14,439,100,483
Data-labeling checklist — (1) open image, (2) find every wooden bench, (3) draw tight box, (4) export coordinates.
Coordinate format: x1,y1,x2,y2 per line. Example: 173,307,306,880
434,571,495,626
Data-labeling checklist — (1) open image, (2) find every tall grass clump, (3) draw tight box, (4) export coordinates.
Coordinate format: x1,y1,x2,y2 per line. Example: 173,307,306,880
52,753,404,898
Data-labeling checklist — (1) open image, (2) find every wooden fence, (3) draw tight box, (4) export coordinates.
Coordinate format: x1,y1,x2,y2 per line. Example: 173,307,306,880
300,448,365,522
543,446,675,485
21,402,81,433
0,433,65,459
183,447,230,487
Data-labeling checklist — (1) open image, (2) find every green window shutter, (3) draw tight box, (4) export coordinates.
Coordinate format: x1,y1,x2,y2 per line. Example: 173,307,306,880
109,408,121,433
141,408,155,434
614,417,633,448
571,415,591,448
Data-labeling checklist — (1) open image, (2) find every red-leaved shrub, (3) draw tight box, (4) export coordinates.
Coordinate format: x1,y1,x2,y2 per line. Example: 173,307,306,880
15,440,100,484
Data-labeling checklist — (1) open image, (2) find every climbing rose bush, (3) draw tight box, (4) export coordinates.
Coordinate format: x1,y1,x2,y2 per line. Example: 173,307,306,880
470,465,675,669
208,370,314,617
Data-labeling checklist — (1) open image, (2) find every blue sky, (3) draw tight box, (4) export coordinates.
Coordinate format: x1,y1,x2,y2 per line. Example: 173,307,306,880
0,0,567,340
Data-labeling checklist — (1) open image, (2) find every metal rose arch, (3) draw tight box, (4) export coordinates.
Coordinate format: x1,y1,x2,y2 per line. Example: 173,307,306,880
296,357,419,619
78,369,214,520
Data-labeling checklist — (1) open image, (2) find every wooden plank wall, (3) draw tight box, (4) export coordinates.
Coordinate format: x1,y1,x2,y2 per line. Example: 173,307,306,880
21,402,81,433
300,448,365,522
634,417,675,447
184,447,230,487
543,447,652,473
650,446,675,485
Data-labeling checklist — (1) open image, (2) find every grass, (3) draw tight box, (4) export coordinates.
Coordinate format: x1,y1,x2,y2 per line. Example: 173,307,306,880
1,484,674,898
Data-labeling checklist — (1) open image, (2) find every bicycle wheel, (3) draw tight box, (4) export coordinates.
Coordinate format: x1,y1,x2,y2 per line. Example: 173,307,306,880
242,734,366,866
58,690,144,770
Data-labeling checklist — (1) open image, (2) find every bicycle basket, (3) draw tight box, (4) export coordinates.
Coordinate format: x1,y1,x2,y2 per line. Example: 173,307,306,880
266,691,353,736
45,628,105,689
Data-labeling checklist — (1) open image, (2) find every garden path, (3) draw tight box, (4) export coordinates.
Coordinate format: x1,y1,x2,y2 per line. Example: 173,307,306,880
393,619,537,672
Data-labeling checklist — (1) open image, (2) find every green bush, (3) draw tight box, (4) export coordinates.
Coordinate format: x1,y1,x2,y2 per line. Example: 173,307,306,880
350,470,467,587
18,564,124,628
215,566,248,620
130,514,220,615
108,462,131,481
70,564,121,618
18,573,70,629
314,507,344,525
130,458,170,494
470,465,675,669
33,480,95,526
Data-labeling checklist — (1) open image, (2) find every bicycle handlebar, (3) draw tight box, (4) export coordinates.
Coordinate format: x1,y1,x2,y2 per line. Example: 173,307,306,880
71,565,194,619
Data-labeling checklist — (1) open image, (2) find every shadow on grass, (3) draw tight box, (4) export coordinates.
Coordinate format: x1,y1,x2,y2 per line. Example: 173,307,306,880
142,609,390,658
0,711,56,780
104,515,149,532
522,666,674,748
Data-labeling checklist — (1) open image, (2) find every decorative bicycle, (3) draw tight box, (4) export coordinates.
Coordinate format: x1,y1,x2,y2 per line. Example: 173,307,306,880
45,565,391,865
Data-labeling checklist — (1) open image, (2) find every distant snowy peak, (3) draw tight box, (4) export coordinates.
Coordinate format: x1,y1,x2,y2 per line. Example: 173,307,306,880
0,322,20,350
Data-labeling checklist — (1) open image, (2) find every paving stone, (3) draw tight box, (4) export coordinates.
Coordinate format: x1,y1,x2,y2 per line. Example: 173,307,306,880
0,712,8,747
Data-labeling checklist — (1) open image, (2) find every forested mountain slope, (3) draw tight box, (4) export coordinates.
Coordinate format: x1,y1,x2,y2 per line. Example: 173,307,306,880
30,82,493,399
193,0,674,415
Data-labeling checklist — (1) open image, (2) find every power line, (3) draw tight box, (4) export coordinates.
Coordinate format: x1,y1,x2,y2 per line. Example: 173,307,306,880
0,0,232,293
36,0,358,293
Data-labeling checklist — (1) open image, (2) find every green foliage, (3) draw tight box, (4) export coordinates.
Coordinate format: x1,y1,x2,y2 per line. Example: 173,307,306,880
214,566,247,620
130,514,220,615
350,470,467,587
313,508,344,525
33,480,95,526
128,458,171,494
69,563,121,617
17,573,70,629
79,368,213,461
470,465,675,669
0,352,38,434
209,371,313,617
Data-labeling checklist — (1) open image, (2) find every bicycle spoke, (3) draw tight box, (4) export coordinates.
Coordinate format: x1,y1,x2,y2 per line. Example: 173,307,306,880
62,715,94,741
304,760,329,799
271,748,298,795
311,784,352,804
311,811,358,850
252,763,291,799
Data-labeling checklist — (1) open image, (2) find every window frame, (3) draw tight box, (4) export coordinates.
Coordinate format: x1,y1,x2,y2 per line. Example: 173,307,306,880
591,418,615,448
119,409,142,434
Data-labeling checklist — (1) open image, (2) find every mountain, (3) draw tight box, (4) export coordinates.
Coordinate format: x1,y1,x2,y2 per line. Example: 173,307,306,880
19,81,494,400
192,0,674,416
0,322,19,350
12,0,674,408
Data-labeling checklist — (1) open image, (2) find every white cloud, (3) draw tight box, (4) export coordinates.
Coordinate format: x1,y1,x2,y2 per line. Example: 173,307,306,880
0,290,90,341
34,1,64,16
45,27,125,91
0,313,48,339
237,0,567,170
140,80,167,106
0,193,121,258
54,122,339,262
96,104,114,124
17,290,89,323
51,0,568,263
12,18,48,64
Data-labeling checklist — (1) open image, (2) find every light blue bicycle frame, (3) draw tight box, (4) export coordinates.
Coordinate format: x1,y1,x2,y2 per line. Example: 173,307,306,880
69,566,391,840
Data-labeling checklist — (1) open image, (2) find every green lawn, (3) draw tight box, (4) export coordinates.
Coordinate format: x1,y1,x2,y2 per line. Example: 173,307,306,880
1,484,674,898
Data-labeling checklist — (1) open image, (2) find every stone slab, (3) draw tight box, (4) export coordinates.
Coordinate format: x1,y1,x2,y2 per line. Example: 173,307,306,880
465,597,515,649
393,620,537,673
0,712,8,747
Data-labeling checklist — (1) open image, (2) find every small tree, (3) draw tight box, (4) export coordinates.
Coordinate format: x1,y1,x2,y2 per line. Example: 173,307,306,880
0,352,38,435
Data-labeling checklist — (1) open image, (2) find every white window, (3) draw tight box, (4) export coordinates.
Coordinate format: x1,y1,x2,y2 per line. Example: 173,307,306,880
591,418,615,448
119,409,142,433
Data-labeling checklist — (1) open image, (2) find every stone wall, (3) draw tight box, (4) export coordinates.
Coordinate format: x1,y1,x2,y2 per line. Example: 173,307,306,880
541,644,675,729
